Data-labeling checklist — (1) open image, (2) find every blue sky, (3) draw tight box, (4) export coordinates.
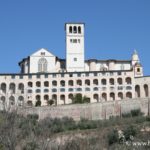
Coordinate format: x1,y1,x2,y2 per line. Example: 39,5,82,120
0,0,150,75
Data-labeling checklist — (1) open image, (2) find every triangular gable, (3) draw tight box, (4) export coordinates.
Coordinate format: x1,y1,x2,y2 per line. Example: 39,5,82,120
30,48,55,57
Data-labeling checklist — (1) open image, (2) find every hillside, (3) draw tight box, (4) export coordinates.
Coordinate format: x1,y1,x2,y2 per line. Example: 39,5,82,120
0,110,150,150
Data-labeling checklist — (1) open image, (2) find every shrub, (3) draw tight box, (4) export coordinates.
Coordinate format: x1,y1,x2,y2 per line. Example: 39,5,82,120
131,109,143,117
47,99,54,106
124,125,137,141
78,118,97,130
35,100,41,107
23,141,39,150
146,116,150,121
72,94,90,104
27,114,39,121
122,109,143,118
122,112,132,118
107,129,119,145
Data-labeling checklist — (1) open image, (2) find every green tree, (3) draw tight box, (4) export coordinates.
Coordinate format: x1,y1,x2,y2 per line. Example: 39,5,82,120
72,94,90,104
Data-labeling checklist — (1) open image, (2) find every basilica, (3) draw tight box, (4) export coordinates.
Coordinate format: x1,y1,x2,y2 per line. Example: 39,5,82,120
0,23,150,110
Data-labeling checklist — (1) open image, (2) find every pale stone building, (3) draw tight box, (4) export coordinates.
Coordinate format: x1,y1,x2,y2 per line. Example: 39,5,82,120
0,23,149,110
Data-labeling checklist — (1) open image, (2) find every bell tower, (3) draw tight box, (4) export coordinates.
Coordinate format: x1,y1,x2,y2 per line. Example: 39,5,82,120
65,23,85,72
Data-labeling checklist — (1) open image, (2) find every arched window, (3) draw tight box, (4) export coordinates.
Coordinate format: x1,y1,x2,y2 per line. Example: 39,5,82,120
52,94,57,105
1,83,6,94
118,92,123,100
44,81,49,87
117,78,123,85
68,94,73,103
78,26,81,33
38,58,48,72
73,26,77,33
69,26,72,33
144,84,149,97
135,85,140,98
60,95,65,104
18,96,24,106
126,77,132,84
36,81,41,87
9,96,15,106
68,80,73,86
44,95,49,100
126,92,132,99
102,93,107,101
93,94,99,102
77,80,82,86
28,82,33,87
18,83,24,94
110,78,114,85
85,79,90,86
93,79,98,85
9,83,16,94
101,79,107,85
110,93,115,101
60,80,65,87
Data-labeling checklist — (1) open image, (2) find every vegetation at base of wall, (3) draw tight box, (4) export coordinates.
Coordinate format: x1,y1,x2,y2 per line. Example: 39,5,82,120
0,110,149,149
72,94,90,104
122,108,143,118
35,100,41,107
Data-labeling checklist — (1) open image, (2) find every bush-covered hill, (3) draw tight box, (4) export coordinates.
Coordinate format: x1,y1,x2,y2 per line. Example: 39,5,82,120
0,110,150,150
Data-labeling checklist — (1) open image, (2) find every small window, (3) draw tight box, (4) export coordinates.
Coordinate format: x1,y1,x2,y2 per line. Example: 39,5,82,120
78,39,80,43
73,39,77,43
118,72,121,76
28,75,32,79
78,26,81,33
70,39,73,43
77,73,81,77
69,74,73,77
69,26,72,33
44,89,49,93
28,89,32,93
61,74,64,77
52,88,57,92
11,75,15,79
137,68,140,72
73,26,77,33
74,58,77,61
37,74,40,78
60,88,65,92
36,89,41,93
41,52,45,56
19,75,23,79
45,74,48,78
52,74,56,78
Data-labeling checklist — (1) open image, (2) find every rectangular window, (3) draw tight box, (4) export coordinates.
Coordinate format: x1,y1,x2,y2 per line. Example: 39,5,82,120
11,75,15,79
69,74,73,77
52,74,56,78
74,58,77,61
45,74,48,78
28,74,32,79
37,74,40,79
77,73,81,77
85,73,89,77
60,88,65,92
19,75,23,79
118,72,121,76
61,74,64,77
73,39,77,43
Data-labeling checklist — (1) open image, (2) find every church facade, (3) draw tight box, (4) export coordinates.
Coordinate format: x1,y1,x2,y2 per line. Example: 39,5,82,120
0,23,150,109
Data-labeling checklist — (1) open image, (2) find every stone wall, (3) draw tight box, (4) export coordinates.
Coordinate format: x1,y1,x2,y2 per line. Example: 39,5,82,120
18,98,150,121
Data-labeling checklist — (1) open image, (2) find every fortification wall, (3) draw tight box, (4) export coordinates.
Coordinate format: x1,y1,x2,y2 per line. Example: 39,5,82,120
18,98,150,121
